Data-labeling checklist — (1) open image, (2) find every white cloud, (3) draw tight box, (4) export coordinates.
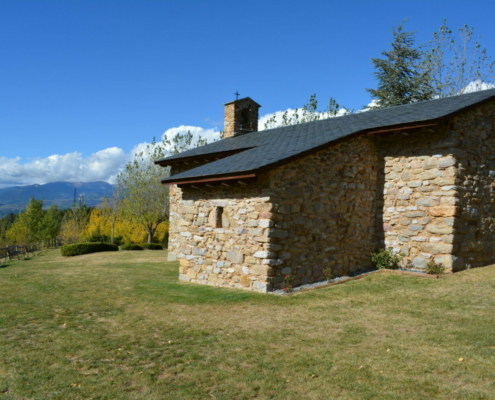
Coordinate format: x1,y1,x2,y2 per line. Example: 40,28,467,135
0,126,222,189
462,79,495,93
0,147,129,188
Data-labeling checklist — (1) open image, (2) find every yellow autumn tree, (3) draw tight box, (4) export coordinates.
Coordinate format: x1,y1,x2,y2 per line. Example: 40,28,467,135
59,206,90,244
84,208,111,241
84,207,169,245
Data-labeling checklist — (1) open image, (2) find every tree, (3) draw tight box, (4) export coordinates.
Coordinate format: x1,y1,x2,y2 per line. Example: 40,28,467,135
6,197,45,244
163,130,208,156
263,94,347,130
366,20,434,109
59,204,90,244
117,140,170,244
100,187,121,244
421,20,495,98
39,205,63,240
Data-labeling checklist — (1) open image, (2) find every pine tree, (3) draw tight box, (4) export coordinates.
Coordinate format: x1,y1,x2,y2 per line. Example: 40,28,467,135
367,20,434,108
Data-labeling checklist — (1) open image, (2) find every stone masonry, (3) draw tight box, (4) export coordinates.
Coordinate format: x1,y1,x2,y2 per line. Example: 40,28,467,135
224,97,261,138
379,101,495,271
166,99,495,292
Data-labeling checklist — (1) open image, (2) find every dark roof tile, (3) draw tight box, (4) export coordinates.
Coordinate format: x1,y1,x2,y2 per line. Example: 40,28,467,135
158,89,495,183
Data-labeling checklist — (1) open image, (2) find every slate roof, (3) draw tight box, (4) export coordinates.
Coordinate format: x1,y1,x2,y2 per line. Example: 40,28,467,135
156,88,495,184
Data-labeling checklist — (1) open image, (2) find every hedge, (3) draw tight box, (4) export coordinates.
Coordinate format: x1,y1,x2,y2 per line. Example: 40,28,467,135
61,242,119,257
120,243,144,251
139,243,163,250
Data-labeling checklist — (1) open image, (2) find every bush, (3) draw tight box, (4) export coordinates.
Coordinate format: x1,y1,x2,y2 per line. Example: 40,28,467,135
371,247,405,269
61,242,119,257
120,243,144,251
426,260,445,276
139,243,163,250
113,236,124,246
86,233,111,243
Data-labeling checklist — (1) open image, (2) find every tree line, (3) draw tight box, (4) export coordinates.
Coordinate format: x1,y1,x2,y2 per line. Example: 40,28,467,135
0,131,205,247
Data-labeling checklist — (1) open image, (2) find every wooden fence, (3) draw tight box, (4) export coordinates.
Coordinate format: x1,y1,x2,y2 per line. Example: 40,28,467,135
0,238,63,264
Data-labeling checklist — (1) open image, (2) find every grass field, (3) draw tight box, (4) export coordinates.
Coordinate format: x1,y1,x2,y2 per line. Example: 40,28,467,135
1,250,495,399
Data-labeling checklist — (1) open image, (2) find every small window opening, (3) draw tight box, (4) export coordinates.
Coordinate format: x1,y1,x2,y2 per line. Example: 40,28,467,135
215,207,224,228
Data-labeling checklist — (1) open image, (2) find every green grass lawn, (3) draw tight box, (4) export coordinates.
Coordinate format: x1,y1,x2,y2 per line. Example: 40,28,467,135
1,250,495,399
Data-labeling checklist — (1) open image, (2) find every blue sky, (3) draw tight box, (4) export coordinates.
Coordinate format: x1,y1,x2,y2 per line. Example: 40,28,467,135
1,0,495,187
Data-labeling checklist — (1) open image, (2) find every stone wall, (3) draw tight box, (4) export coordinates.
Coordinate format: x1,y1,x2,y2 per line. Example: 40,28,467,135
451,102,495,269
167,136,381,292
262,136,380,286
167,175,279,293
166,100,495,291
378,101,495,271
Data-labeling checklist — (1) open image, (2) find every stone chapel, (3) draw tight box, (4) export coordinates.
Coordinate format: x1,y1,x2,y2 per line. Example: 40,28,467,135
155,89,495,292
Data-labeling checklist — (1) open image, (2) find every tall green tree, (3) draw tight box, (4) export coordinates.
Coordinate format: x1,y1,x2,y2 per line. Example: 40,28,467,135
39,205,63,240
6,197,45,243
421,20,495,98
366,20,434,109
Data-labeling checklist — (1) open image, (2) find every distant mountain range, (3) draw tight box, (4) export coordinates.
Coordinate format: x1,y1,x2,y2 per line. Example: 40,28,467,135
0,181,115,217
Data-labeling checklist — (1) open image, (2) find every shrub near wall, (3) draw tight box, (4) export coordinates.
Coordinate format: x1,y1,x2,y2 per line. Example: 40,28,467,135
61,242,119,257
140,243,163,250
120,244,144,251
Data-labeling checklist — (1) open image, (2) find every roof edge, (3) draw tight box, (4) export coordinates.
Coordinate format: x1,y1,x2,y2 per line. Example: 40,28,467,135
161,173,257,186
154,147,255,167
223,97,262,107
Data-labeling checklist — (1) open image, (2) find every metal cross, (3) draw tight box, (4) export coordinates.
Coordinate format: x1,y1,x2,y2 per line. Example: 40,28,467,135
235,91,240,100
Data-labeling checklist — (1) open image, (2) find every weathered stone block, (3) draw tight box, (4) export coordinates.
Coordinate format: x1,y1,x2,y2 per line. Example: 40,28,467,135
168,252,177,262
240,275,251,287
254,251,277,259
261,258,284,266
179,259,190,267
235,227,247,235
438,157,456,168
422,243,453,255
226,251,244,264
248,228,264,236
420,169,439,180
408,181,422,188
265,229,289,238
417,198,436,207
212,200,228,207
429,206,461,217
412,257,427,269
434,255,464,272
258,219,274,228
281,267,292,275
187,269,197,279
251,265,268,275
426,224,454,235
253,281,270,293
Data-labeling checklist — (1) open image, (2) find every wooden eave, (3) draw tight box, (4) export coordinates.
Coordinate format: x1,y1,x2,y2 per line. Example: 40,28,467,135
161,173,257,187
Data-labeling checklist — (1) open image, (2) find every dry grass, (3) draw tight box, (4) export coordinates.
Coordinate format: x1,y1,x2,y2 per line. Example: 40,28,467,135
1,250,495,399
